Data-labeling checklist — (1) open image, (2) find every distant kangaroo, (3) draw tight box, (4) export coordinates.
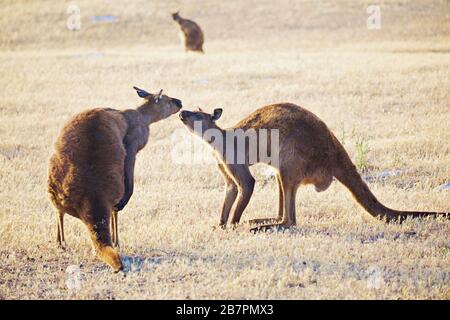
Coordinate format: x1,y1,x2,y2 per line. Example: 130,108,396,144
172,11,204,53
48,87,182,271
179,104,448,231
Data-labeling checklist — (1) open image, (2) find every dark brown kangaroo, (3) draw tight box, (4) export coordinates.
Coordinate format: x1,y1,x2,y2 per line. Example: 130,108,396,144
172,11,204,53
179,104,448,231
48,87,182,271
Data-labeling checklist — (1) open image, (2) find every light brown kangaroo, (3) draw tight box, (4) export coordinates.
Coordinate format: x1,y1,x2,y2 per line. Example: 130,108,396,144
179,104,448,232
48,87,182,271
172,11,204,53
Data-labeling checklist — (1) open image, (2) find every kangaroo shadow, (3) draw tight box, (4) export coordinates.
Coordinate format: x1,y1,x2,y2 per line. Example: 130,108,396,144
120,248,217,274
240,221,417,244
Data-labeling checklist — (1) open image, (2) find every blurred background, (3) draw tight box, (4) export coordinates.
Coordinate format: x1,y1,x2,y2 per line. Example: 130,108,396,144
1,0,449,51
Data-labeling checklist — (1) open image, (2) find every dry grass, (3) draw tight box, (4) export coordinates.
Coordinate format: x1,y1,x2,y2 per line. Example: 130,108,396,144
0,0,449,299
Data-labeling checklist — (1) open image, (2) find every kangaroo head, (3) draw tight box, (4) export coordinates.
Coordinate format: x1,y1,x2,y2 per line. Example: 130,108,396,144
179,108,223,136
134,86,182,123
98,246,123,273
171,11,180,21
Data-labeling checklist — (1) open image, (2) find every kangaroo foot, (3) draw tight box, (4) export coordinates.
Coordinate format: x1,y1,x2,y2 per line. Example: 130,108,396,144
212,224,227,231
247,218,281,225
57,241,67,250
250,223,293,234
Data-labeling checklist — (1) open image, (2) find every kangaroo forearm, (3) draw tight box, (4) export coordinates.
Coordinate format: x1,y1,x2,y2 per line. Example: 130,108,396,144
220,186,238,225
115,142,137,211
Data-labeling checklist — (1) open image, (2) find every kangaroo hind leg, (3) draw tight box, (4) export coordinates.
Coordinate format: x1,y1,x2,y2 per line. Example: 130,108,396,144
250,173,298,233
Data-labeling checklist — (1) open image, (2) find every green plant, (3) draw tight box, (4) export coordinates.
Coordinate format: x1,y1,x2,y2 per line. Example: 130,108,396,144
355,136,370,172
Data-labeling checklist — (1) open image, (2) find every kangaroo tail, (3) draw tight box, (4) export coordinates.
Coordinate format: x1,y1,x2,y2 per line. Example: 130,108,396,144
84,200,123,272
333,149,449,223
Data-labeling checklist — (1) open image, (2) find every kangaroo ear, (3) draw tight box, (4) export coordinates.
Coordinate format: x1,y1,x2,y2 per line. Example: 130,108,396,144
155,89,163,103
211,108,223,122
133,86,150,98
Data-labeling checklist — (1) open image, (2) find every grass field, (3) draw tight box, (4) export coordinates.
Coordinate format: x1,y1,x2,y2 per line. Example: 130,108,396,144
0,0,449,299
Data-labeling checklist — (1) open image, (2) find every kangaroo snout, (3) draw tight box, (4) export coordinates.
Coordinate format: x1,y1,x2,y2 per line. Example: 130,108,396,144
179,110,190,120
173,98,183,109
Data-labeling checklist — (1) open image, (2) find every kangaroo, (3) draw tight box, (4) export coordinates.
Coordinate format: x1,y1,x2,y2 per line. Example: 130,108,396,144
171,11,204,53
48,87,182,271
179,104,448,232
